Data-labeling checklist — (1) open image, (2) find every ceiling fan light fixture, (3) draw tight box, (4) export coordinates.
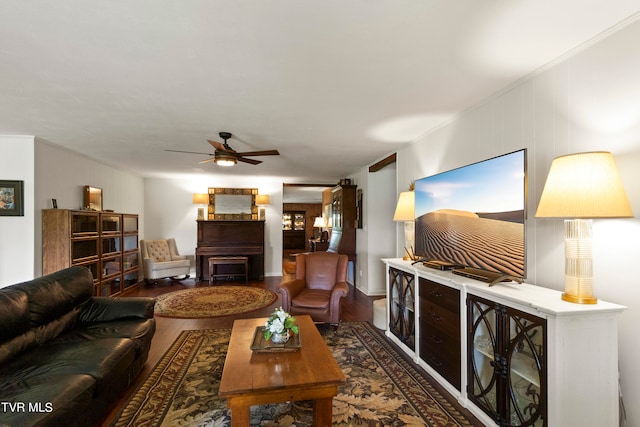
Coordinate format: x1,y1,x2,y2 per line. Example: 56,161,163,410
214,152,237,166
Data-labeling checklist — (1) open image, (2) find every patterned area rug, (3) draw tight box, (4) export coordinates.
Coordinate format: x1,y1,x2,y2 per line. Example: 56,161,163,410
153,286,277,318
112,322,478,426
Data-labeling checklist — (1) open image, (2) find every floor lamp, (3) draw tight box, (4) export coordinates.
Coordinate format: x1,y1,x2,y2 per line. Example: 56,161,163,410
393,191,415,260
535,152,633,303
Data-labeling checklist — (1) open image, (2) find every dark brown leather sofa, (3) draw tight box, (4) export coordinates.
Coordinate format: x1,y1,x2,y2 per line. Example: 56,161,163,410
0,266,156,427
277,251,349,325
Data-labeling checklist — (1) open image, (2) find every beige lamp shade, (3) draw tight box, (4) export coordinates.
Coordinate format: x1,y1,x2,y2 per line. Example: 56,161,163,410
192,193,209,205
536,151,633,304
256,195,270,206
535,151,633,219
313,217,325,228
393,191,415,221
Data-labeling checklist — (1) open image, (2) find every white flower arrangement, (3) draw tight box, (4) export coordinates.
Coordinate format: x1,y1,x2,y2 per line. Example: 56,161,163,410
264,307,299,340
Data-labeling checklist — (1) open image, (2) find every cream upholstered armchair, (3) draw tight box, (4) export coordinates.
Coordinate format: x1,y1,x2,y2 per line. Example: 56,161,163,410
140,238,191,285
277,251,349,326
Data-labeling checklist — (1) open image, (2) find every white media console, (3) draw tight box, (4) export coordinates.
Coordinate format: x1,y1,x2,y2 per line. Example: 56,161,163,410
383,258,625,427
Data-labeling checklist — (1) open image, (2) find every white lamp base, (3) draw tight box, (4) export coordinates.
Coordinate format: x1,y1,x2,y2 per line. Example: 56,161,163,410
403,221,415,260
562,219,597,304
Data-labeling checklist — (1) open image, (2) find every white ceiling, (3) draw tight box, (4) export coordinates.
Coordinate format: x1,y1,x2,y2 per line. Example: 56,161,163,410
2,1,639,182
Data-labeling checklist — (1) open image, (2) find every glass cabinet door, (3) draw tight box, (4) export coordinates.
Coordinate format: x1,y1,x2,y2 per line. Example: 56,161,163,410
504,306,546,426
468,296,498,419
282,213,292,230
101,214,121,233
388,267,415,350
293,213,305,230
72,212,98,235
468,294,546,427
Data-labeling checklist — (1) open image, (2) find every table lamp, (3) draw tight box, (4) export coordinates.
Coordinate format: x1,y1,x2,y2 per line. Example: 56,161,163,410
393,191,415,260
313,216,325,239
192,193,209,220
535,151,633,303
256,194,270,220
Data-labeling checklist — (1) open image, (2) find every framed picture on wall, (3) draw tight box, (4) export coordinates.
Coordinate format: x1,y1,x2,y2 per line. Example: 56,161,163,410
0,180,24,216
83,185,103,211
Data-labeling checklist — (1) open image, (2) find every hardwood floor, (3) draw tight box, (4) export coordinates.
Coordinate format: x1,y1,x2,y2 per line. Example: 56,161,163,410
100,274,381,426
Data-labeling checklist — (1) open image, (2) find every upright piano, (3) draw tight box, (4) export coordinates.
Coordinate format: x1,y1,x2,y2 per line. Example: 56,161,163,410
195,220,265,281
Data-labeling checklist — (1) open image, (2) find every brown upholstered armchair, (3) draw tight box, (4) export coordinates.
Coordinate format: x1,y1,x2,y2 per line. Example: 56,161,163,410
277,251,349,325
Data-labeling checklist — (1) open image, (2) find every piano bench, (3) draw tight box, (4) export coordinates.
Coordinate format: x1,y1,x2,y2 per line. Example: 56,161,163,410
208,256,249,285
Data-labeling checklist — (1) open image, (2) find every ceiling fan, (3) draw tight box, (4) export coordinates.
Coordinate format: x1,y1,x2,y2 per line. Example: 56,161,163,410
166,132,280,166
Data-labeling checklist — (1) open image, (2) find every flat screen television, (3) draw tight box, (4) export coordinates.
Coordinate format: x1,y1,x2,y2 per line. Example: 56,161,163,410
414,149,527,278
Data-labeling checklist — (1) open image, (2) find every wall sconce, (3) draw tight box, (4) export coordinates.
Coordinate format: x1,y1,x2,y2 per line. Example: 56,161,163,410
192,193,209,220
256,194,270,220
536,151,633,303
393,191,416,260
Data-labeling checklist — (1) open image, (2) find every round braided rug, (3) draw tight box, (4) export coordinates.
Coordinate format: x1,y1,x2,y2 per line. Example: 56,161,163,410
154,286,277,318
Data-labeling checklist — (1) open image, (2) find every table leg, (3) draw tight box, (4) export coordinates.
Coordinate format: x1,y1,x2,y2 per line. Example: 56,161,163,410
313,397,333,426
228,404,250,427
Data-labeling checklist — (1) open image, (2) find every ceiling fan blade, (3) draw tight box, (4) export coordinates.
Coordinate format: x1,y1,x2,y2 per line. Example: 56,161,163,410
199,157,217,164
237,156,262,165
166,149,212,155
207,140,231,152
235,150,280,157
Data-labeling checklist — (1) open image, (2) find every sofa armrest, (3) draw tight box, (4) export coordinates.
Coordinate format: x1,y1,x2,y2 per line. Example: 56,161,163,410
79,297,155,323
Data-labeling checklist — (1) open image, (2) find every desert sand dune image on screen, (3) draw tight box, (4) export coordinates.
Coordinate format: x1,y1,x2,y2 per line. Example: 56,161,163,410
416,210,524,277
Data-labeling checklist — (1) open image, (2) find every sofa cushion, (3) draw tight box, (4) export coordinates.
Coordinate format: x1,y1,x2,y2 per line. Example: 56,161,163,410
76,319,155,341
291,289,332,310
0,373,96,427
0,337,136,393
79,297,155,322
0,287,30,341
13,266,93,327
63,319,156,353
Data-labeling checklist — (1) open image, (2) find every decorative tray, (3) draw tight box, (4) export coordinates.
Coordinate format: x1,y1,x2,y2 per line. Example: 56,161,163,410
250,326,301,352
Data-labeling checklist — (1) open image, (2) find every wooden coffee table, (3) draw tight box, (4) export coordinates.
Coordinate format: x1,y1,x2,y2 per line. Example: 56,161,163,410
219,315,345,426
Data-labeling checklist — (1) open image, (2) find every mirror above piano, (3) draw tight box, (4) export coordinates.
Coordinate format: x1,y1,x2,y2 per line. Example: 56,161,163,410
206,187,259,221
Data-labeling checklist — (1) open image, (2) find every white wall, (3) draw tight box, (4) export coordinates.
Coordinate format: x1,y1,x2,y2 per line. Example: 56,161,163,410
143,176,284,277
0,136,35,286
396,20,640,425
353,162,396,296
33,140,145,276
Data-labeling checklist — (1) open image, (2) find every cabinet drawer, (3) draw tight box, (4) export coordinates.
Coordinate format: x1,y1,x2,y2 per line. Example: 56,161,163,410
420,342,461,390
420,320,460,361
419,278,459,312
421,300,459,337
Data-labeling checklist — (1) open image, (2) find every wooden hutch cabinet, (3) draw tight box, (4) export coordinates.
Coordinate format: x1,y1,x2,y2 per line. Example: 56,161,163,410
325,183,357,286
42,209,140,296
327,183,357,268
383,258,625,427
282,211,306,250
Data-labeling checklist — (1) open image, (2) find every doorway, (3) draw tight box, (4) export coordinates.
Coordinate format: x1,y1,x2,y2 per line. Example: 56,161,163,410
281,183,333,274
